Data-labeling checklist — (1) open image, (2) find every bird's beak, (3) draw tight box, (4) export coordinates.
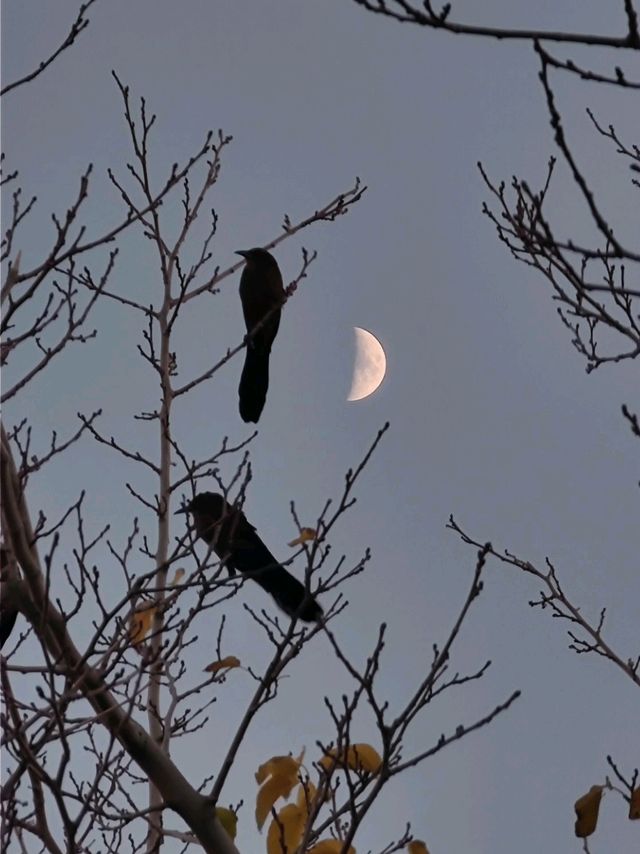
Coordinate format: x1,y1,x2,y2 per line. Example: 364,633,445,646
235,250,249,259
174,505,190,516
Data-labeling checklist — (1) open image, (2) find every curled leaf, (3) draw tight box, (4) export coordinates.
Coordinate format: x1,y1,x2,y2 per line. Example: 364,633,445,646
7,251,21,286
574,785,603,838
171,568,185,586
266,804,305,854
256,752,304,785
214,806,237,839
129,604,156,645
407,842,430,854
288,527,317,547
257,776,298,831
255,752,304,829
204,655,241,673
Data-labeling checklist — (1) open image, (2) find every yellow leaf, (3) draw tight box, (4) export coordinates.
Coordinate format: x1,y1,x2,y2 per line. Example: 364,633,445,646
215,807,237,840
347,743,382,773
256,753,302,785
288,527,317,547
629,787,640,820
296,781,318,814
308,841,356,854
320,743,382,775
171,568,185,586
256,775,297,831
255,751,304,829
407,842,430,854
204,655,241,673
266,804,305,854
129,604,156,645
574,785,603,838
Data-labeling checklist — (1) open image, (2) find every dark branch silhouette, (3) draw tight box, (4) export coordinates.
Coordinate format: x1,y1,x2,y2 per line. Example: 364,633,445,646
0,1,97,98
351,0,640,49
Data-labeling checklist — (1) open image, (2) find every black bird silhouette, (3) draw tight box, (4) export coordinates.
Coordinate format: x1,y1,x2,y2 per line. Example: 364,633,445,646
176,492,323,622
0,604,17,649
1,547,19,649
236,248,285,423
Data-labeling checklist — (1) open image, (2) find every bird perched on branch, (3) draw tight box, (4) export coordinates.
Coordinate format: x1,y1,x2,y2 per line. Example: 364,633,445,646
176,492,323,622
236,248,285,423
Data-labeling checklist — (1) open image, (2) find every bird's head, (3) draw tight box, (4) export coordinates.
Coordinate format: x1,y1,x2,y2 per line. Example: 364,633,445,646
175,492,228,520
235,247,278,270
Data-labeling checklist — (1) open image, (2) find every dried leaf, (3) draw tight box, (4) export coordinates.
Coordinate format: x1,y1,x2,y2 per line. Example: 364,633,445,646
629,787,640,820
129,604,156,645
215,806,237,840
266,804,305,854
204,655,241,673
308,841,356,854
7,251,21,286
171,568,185,586
407,842,430,854
288,527,317,547
574,785,603,838
320,743,382,775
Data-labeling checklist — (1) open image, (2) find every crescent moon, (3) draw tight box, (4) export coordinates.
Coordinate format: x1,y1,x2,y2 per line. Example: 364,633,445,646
347,327,387,402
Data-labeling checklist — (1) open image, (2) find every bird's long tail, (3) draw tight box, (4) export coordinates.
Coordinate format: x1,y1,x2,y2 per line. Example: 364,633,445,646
257,564,323,622
239,345,270,423
234,540,323,622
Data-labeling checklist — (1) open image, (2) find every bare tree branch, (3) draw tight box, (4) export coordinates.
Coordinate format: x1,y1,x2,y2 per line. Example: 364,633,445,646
0,1,97,98
351,0,640,48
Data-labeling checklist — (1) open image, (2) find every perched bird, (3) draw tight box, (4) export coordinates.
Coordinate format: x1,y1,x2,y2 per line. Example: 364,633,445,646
236,248,285,423
176,492,322,622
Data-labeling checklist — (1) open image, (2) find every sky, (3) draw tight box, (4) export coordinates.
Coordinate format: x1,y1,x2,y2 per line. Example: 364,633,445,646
2,2,638,852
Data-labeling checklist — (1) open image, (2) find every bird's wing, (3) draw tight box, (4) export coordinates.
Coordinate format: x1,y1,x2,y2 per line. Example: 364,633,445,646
213,509,258,575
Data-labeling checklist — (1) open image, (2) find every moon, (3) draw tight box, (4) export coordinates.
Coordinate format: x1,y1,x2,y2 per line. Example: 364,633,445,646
347,327,387,402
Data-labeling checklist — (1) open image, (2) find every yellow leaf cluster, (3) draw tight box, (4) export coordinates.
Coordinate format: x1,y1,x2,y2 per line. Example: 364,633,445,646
204,655,241,674
255,752,304,829
129,604,156,645
214,806,237,840
574,785,603,838
256,743,387,853
320,743,382,775
288,527,317,547
264,781,322,854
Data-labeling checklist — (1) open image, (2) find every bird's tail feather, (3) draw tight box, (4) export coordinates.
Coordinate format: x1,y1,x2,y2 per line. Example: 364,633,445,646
258,565,323,623
239,346,270,423
234,540,323,622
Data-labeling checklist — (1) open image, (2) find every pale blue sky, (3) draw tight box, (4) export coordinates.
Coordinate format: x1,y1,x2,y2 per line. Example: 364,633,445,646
2,2,638,852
